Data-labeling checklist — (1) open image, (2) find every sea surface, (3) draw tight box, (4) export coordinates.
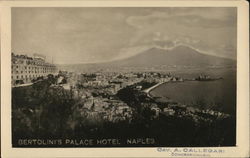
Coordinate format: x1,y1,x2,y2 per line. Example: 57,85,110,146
150,67,236,115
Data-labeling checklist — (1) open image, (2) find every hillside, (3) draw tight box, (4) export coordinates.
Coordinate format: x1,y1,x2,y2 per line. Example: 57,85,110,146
57,45,236,72
108,45,235,67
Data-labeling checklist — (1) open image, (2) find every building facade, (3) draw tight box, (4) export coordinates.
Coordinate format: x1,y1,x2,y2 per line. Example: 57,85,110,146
11,53,57,86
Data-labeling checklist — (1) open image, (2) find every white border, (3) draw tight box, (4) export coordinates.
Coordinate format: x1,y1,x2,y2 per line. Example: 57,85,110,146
1,1,249,158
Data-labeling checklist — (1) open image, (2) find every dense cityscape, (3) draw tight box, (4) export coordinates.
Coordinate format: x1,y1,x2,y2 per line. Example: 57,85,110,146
11,53,235,147
55,70,229,123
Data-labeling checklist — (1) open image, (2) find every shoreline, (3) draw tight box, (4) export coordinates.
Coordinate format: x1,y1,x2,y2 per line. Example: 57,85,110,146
143,77,224,98
143,80,170,98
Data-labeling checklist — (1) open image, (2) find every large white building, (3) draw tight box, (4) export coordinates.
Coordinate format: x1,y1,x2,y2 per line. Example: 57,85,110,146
11,53,57,86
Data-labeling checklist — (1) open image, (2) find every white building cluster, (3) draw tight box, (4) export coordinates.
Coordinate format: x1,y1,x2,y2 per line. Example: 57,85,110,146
11,53,57,86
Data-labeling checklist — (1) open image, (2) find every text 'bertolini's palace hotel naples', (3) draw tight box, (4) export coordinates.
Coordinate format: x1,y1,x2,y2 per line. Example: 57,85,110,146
11,53,57,86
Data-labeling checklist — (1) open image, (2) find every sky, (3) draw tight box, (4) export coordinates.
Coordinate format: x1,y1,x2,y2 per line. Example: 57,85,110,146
12,7,237,64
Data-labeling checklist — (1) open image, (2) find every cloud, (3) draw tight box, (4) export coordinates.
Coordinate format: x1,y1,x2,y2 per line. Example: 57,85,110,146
126,7,236,29
126,11,171,29
12,7,237,64
124,8,236,59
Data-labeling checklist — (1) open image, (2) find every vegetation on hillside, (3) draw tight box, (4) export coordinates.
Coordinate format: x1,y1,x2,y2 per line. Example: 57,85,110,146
12,76,236,147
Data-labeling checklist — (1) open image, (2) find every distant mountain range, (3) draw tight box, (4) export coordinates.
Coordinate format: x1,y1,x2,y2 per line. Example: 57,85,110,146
57,45,236,72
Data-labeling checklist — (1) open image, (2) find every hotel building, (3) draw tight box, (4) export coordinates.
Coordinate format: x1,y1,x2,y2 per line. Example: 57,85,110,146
11,53,57,86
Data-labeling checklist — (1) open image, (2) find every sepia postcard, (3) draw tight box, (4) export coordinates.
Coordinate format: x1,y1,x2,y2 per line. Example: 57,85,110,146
0,0,249,158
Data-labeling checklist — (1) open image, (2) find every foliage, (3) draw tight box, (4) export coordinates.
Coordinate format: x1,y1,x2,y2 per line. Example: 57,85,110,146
12,77,236,147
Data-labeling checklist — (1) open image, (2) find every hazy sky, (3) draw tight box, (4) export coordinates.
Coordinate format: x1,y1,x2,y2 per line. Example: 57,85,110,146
12,7,237,64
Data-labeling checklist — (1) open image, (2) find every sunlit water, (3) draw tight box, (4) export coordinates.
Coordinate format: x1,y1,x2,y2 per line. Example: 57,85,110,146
150,68,236,115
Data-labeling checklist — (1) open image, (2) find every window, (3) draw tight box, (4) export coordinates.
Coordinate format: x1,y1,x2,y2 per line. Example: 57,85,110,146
17,76,19,79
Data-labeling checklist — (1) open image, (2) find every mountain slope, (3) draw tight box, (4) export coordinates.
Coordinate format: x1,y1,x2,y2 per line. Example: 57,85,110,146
107,45,235,67
57,45,236,72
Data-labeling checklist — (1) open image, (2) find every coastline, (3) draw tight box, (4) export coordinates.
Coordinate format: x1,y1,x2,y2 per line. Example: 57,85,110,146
143,79,170,98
